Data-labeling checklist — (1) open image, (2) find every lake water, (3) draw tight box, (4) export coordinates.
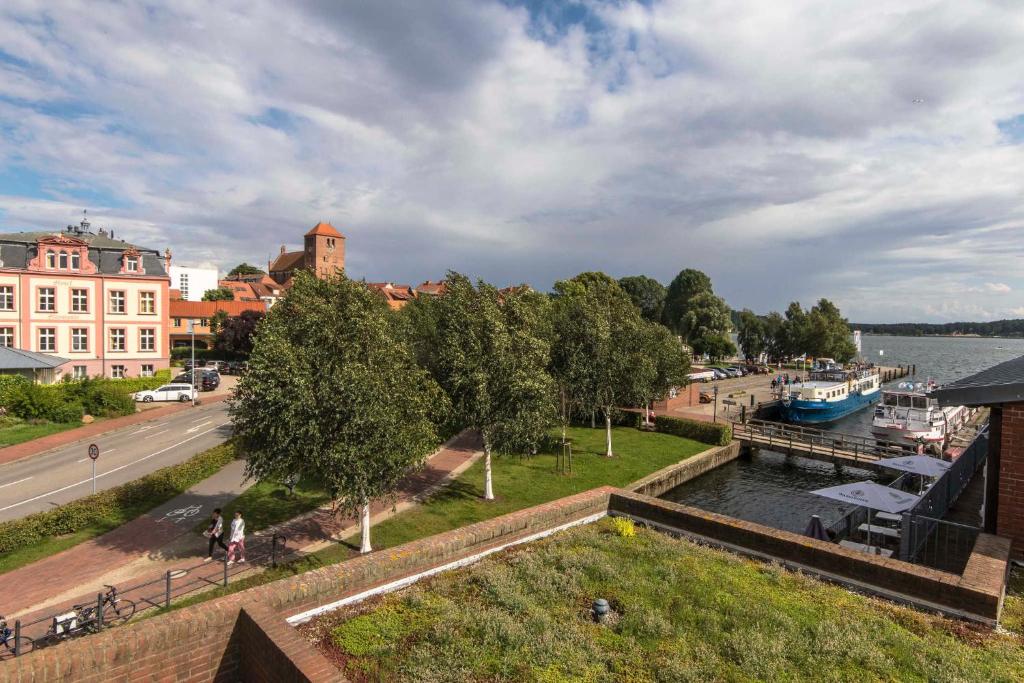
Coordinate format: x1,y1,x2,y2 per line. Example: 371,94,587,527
663,334,1019,530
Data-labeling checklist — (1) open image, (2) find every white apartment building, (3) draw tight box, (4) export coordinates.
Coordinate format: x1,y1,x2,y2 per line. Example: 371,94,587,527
169,265,219,301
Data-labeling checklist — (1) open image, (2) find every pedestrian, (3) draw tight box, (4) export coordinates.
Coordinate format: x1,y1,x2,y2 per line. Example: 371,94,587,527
770,379,777,392
204,508,228,562
226,510,246,566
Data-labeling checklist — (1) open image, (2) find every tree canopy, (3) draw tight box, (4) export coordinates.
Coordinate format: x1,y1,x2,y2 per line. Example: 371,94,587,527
215,309,265,356
202,287,235,301
229,271,443,552
736,309,766,362
662,268,713,335
618,275,667,322
228,263,266,277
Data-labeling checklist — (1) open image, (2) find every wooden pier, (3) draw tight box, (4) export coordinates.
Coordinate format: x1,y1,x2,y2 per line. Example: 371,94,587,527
732,419,911,470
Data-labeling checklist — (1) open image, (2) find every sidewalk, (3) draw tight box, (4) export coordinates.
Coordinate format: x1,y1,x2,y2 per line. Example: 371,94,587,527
4,430,483,634
0,393,229,467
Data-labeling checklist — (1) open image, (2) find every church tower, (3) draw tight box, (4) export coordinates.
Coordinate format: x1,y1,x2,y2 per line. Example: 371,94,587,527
303,222,345,279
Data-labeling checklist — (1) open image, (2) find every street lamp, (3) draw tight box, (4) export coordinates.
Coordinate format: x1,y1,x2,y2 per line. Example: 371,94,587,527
187,318,197,406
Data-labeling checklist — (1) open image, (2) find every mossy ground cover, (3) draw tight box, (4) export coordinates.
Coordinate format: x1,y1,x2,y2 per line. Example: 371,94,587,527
0,416,78,447
303,518,1024,683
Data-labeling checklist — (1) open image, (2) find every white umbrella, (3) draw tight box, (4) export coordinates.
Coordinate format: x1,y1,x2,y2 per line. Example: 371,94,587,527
811,481,921,552
877,455,950,478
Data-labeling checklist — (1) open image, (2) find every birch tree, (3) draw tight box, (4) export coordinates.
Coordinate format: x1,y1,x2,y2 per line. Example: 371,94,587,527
430,274,554,500
230,272,442,553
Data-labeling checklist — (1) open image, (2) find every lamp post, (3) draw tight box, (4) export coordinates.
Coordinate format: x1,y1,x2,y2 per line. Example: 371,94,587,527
187,319,196,406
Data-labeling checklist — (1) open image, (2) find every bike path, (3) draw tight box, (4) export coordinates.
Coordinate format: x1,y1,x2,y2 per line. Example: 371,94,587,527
2,432,482,643
1,458,251,621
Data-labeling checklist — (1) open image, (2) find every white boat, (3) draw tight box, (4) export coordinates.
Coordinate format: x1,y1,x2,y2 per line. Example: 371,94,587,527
871,382,969,447
779,364,881,424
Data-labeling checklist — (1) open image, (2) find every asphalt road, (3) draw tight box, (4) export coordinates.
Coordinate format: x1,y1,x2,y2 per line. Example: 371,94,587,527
0,400,233,522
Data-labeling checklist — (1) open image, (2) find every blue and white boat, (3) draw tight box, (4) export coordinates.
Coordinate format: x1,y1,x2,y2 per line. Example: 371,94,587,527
779,366,881,424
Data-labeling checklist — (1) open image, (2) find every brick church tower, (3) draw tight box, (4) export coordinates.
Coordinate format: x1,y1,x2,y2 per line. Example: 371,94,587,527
303,222,345,279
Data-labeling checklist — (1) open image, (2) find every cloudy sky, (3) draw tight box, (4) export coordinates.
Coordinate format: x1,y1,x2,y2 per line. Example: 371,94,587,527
0,0,1022,323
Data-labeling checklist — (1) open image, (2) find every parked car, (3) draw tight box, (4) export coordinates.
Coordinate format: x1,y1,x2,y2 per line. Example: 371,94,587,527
206,360,230,373
226,361,247,375
699,390,713,404
134,383,197,403
172,370,220,391
711,368,728,380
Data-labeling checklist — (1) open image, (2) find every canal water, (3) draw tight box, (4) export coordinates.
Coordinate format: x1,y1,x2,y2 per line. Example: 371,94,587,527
664,334,1020,531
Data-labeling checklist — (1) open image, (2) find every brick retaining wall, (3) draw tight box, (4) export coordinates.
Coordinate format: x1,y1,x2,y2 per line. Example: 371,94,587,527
609,489,1010,623
628,441,741,498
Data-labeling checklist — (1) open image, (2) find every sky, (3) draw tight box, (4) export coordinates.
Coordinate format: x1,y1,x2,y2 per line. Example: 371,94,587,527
0,0,1022,323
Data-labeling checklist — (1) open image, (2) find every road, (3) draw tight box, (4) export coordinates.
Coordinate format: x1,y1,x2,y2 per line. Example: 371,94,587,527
0,400,233,522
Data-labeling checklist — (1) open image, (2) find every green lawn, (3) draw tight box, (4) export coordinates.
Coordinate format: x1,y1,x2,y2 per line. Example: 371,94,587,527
210,476,332,534
0,418,78,447
160,426,710,609
1004,568,1024,634
307,518,1024,682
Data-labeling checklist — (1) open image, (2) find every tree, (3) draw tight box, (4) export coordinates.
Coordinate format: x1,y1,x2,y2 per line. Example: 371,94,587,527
763,311,786,363
806,298,857,362
683,292,735,361
216,309,265,356
429,273,555,500
782,302,810,359
618,275,667,322
202,287,235,301
229,271,442,553
228,263,265,277
736,309,767,362
662,268,713,335
208,309,229,337
634,321,690,423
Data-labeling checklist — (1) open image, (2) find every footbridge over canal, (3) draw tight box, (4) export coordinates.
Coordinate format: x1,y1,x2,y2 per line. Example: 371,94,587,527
732,419,912,471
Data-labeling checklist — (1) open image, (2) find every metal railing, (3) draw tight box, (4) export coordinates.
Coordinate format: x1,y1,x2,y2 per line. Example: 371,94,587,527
898,515,980,574
733,418,910,465
1,533,288,659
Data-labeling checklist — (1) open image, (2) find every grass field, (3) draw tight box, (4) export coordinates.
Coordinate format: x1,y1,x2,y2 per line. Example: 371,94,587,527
161,426,710,609
305,518,1024,682
0,417,78,447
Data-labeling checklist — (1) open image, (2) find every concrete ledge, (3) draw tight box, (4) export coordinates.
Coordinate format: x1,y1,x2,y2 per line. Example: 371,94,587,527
628,441,740,498
609,489,1010,624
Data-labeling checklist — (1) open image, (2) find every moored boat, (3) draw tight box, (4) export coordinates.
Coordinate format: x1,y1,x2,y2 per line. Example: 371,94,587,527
779,365,881,424
871,382,970,448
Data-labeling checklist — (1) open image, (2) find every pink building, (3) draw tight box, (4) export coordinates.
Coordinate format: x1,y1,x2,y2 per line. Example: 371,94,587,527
0,218,171,380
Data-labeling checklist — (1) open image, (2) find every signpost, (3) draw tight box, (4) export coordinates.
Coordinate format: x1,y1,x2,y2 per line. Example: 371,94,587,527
88,443,99,494
187,319,197,406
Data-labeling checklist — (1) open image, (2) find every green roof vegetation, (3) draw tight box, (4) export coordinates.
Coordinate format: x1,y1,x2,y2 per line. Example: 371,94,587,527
305,518,1024,682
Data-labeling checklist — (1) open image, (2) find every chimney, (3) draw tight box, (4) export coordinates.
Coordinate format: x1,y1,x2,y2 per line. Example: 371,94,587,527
280,245,286,255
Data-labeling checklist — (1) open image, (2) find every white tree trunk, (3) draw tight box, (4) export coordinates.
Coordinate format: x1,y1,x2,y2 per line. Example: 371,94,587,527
645,403,650,425
605,412,613,457
484,445,494,500
359,501,372,554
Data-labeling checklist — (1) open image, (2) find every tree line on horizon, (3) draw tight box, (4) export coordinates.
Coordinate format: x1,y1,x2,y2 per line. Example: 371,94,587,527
734,300,857,364
854,320,1024,338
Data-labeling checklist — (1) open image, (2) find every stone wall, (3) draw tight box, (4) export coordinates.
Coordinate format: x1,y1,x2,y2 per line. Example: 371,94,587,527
995,403,1024,561
628,441,740,498
609,489,1010,623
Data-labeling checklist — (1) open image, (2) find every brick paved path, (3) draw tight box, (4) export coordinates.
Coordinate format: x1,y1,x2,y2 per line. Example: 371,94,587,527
2,430,482,644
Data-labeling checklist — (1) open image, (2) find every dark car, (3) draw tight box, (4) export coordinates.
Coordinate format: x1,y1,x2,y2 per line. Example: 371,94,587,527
226,361,247,375
173,369,220,391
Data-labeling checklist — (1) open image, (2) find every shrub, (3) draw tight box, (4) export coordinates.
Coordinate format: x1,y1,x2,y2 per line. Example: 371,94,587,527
611,517,636,538
0,375,30,408
0,443,238,556
654,416,732,446
81,382,135,417
52,400,84,424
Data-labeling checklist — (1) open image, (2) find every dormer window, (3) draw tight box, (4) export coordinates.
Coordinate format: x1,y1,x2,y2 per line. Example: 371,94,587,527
126,256,139,272
71,252,80,270
59,251,68,269
46,251,56,268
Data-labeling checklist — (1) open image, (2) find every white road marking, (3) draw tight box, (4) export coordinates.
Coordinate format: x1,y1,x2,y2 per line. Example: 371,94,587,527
0,423,230,513
149,430,169,438
186,421,211,434
0,477,32,490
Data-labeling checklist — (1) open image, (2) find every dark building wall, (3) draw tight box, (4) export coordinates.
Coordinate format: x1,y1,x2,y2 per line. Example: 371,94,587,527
997,403,1024,560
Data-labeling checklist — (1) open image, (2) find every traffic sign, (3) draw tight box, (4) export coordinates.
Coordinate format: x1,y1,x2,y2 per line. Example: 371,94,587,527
88,443,100,461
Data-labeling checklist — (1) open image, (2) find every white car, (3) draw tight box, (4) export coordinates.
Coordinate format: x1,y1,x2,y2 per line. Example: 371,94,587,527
134,383,197,403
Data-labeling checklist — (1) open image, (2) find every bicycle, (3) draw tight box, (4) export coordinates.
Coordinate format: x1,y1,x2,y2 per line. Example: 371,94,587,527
40,585,136,645
0,615,33,656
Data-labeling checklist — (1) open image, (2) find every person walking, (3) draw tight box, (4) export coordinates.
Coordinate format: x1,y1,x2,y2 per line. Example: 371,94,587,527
226,510,246,566
204,508,228,562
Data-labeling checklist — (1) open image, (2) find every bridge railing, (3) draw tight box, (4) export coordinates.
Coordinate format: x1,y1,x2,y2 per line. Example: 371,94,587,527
732,418,908,464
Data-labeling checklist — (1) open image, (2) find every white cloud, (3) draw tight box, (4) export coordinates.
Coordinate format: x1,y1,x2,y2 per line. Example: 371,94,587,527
0,1,1022,322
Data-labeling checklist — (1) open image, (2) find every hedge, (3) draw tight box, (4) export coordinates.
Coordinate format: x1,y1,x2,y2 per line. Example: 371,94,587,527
0,370,171,424
654,415,732,446
0,442,239,556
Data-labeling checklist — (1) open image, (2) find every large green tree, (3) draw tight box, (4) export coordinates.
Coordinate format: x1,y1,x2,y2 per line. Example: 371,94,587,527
634,321,690,423
228,263,266,277
215,309,265,356
683,292,735,361
782,301,810,359
736,309,767,362
230,272,442,553
763,311,786,363
430,273,555,500
806,298,857,362
618,275,667,322
662,268,713,335
202,287,235,302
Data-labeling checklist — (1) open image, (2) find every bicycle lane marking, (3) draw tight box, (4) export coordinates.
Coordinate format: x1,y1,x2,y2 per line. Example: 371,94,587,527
0,423,230,513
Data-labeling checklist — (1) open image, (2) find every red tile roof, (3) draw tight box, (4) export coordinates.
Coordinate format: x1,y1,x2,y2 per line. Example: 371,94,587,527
170,300,267,318
269,250,303,273
305,221,344,238
416,280,447,296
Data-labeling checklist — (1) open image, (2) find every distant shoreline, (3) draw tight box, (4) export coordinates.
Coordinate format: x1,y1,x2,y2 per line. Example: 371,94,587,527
859,332,1019,340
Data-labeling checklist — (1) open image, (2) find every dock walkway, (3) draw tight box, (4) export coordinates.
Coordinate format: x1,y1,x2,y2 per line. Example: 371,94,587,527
732,419,910,470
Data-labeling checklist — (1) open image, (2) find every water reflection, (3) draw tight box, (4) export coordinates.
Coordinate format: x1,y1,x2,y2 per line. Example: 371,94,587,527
659,451,891,533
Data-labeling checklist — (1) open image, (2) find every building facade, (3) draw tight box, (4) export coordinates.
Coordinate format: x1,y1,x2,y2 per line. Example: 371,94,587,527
170,299,267,350
268,222,345,285
0,219,171,379
169,265,220,302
